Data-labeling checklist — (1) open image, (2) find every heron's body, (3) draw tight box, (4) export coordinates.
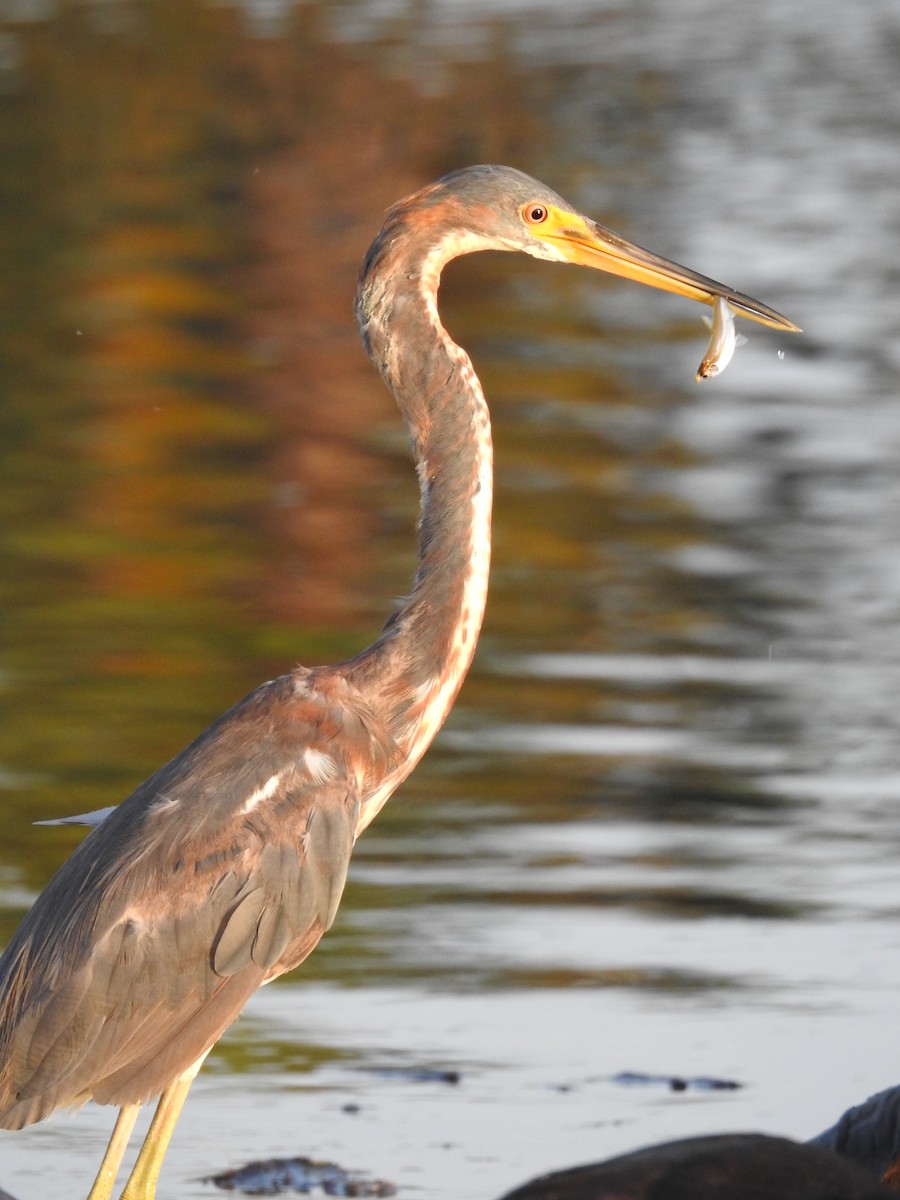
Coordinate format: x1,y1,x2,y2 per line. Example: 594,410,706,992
0,165,797,1199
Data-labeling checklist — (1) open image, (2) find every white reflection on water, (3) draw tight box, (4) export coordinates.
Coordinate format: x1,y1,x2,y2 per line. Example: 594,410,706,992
483,651,900,784
31,980,899,1200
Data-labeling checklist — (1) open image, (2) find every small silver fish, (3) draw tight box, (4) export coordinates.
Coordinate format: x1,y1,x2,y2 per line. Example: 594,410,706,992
696,296,746,381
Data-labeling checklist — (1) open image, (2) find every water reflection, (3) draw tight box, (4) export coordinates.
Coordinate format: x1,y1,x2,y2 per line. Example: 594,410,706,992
1,1,899,1198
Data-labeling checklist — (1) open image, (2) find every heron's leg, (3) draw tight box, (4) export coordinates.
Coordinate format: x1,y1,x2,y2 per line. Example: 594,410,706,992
118,1053,208,1200
86,1104,141,1200
116,1079,190,1200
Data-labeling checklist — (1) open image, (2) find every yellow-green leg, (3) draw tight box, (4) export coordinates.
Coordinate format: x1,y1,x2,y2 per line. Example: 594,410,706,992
86,1104,141,1200
118,1054,207,1200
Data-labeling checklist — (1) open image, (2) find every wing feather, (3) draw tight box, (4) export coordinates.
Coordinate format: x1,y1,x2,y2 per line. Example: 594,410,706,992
303,804,356,930
252,901,294,973
213,888,268,977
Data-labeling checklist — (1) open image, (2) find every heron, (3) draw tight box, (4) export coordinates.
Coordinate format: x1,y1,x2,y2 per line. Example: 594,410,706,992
0,165,798,1200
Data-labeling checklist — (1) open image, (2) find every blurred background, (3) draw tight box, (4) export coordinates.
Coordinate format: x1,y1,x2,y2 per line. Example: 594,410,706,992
1,1,899,1197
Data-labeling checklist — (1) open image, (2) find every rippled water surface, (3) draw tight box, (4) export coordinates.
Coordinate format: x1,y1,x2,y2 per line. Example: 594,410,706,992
1,1,899,1197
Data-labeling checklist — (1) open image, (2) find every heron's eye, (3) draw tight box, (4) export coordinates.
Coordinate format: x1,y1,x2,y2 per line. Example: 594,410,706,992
523,204,548,225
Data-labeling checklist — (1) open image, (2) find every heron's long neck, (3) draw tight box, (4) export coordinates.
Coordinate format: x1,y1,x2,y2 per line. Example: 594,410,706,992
349,233,493,788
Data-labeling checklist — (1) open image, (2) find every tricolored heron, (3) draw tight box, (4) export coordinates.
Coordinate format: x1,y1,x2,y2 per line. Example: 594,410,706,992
0,165,798,1200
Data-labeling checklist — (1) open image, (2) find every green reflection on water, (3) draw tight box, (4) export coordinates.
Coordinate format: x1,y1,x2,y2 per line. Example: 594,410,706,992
0,6,273,857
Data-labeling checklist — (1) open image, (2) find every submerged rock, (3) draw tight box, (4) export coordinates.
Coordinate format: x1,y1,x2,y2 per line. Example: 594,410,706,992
611,1070,741,1092
364,1065,461,1085
208,1155,396,1196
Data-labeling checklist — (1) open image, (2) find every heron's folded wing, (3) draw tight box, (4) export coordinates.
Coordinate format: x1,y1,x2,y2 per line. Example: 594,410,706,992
0,671,395,1127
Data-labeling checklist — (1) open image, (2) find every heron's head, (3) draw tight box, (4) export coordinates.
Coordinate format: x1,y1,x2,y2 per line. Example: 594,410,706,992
406,165,799,332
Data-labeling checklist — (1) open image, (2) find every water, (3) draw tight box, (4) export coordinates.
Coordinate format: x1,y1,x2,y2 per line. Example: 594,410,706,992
1,1,899,1197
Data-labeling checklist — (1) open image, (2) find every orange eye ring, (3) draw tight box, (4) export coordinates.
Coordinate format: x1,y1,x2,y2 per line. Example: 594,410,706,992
523,203,548,225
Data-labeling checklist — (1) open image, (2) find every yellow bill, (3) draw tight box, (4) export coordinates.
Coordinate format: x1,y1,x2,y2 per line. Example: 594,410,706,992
525,205,801,333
